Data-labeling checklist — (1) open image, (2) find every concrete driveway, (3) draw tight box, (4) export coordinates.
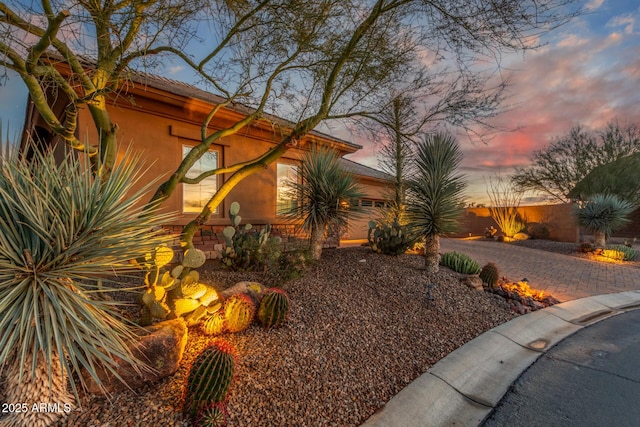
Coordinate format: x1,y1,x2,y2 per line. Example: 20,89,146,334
440,238,640,302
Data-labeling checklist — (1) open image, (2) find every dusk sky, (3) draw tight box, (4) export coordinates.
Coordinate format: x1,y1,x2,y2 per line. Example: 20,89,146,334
1,1,639,205
344,0,640,205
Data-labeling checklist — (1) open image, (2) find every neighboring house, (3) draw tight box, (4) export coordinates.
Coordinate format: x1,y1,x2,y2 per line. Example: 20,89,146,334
22,71,390,256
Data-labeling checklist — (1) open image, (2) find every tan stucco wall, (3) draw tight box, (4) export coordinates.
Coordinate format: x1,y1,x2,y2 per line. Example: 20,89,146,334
75,92,383,238
77,102,313,226
461,203,580,243
347,179,389,239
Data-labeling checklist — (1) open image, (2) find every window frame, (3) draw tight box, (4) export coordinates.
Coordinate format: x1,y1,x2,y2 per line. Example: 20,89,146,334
181,144,220,214
276,161,301,216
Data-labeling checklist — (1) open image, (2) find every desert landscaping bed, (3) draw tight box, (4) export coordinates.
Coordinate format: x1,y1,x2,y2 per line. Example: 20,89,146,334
54,246,516,426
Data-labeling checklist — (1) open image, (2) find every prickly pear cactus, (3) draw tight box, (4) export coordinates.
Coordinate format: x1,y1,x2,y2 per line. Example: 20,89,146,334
367,220,417,255
139,243,221,325
183,340,236,417
257,288,290,328
183,248,207,268
224,294,255,333
221,202,280,271
479,262,500,289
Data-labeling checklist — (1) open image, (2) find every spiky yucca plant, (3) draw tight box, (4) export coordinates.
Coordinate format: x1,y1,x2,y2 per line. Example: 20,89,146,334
280,147,365,260
0,142,173,426
406,133,467,273
574,194,634,247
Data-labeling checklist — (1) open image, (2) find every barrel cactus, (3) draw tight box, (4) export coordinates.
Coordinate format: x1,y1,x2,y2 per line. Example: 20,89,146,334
195,401,228,427
202,313,226,336
224,294,256,333
257,288,290,328
479,262,500,289
183,340,236,417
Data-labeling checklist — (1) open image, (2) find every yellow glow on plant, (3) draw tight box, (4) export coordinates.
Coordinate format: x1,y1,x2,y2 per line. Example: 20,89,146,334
600,249,626,262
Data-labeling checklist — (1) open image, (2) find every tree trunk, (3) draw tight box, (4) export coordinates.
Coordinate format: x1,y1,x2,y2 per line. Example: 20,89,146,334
310,224,326,261
3,352,74,427
424,234,440,274
594,231,606,248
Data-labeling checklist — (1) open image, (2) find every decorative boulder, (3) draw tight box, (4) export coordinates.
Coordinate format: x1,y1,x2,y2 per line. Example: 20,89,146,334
513,232,530,241
82,318,188,394
220,281,268,305
459,274,483,291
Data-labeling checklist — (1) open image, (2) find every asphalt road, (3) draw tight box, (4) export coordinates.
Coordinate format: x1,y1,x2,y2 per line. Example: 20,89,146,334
482,309,640,427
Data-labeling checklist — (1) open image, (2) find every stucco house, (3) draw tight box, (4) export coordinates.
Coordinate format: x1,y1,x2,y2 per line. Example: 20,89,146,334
22,71,390,256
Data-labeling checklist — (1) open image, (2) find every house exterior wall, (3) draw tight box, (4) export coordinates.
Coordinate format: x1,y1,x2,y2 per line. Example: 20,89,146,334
66,83,373,255
347,178,389,239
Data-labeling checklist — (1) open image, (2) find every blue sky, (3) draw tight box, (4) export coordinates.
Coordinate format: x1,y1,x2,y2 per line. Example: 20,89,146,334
1,1,639,204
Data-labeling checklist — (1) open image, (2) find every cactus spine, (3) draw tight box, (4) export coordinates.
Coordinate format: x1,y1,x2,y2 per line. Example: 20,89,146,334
183,340,236,417
257,288,290,328
195,402,228,427
479,262,500,289
224,294,256,333
202,313,226,336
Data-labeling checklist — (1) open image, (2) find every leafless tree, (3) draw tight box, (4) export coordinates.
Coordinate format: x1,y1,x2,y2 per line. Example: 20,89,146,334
1,0,582,249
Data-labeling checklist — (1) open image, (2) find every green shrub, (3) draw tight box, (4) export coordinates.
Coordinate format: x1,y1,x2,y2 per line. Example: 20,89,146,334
367,220,419,255
440,251,481,274
602,245,638,261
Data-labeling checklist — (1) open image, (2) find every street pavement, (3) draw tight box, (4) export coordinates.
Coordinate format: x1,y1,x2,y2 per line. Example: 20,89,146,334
362,238,640,427
483,308,640,427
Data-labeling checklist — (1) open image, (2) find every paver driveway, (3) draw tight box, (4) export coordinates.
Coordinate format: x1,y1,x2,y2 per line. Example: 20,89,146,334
440,238,640,302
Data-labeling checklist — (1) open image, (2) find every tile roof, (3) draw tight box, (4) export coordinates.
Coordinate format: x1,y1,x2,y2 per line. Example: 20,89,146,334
128,72,362,151
339,157,391,181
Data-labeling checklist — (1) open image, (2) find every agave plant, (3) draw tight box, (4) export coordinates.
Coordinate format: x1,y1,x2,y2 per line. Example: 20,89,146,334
0,142,173,426
280,147,365,260
574,194,634,247
406,133,467,273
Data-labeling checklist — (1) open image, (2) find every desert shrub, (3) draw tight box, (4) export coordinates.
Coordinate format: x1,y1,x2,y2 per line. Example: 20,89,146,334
270,249,313,283
440,251,481,275
578,242,593,253
525,222,551,240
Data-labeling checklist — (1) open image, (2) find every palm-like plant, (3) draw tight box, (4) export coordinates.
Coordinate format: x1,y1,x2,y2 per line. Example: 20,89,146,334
281,147,365,260
0,143,173,427
574,194,634,247
406,133,467,273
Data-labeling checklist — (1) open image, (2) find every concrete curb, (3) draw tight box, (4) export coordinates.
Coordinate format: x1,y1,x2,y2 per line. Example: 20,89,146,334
361,290,640,427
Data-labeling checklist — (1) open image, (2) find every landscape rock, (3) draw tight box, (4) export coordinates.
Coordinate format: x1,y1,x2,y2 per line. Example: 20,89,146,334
220,281,269,304
459,274,483,291
82,318,188,394
513,232,530,241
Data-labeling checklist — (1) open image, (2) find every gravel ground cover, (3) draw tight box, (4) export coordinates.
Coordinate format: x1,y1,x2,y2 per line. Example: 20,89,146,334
54,246,516,426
